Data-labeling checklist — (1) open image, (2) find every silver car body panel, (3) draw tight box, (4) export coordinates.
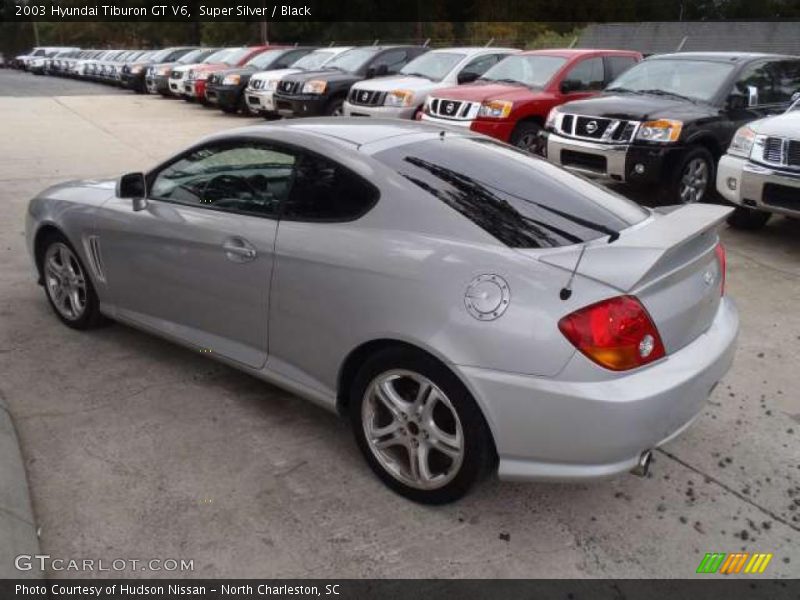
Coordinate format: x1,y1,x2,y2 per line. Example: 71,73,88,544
26,118,739,482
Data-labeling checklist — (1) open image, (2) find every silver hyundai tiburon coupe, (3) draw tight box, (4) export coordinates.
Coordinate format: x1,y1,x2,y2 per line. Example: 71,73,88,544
26,119,739,503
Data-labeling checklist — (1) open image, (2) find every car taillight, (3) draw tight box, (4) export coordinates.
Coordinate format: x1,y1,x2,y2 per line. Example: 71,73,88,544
558,295,666,371
715,242,726,296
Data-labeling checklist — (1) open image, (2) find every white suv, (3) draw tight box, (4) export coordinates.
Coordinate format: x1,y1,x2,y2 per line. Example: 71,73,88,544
343,46,518,119
717,96,800,230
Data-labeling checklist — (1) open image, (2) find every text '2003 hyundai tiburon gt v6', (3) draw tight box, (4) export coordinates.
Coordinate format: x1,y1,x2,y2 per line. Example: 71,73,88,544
26,119,738,504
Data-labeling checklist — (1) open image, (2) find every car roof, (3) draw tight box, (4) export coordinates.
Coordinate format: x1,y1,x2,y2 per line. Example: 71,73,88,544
518,48,639,57
214,118,454,149
427,46,518,54
651,51,798,62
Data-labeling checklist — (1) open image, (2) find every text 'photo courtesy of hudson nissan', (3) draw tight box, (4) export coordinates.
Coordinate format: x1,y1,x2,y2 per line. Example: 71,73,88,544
1,4,799,598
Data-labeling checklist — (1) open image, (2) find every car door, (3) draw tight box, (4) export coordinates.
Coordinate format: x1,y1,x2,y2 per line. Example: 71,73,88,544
95,139,297,369
268,151,379,393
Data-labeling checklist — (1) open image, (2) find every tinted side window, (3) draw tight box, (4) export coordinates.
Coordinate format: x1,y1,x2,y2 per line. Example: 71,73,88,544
374,138,646,248
276,48,310,68
606,56,637,82
735,60,800,106
372,50,408,73
564,57,605,91
149,142,295,217
281,154,378,221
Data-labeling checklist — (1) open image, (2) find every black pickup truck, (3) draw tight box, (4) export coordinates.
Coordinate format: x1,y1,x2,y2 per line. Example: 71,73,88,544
545,52,800,204
272,45,428,117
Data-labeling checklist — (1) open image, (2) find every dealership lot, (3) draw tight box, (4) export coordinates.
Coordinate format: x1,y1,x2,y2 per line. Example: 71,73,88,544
0,69,798,577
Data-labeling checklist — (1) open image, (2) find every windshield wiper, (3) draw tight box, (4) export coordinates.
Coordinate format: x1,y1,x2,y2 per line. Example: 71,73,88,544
403,72,433,80
491,78,529,87
638,89,697,103
606,87,644,95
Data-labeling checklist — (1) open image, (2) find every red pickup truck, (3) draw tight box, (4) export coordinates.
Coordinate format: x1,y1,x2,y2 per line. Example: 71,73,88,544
421,49,642,152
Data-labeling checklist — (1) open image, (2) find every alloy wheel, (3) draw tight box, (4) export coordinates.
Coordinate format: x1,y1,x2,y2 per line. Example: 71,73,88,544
44,243,88,321
679,157,709,203
362,370,464,490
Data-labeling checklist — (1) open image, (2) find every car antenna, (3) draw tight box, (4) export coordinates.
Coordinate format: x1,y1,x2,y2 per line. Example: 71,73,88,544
559,245,587,301
559,231,618,301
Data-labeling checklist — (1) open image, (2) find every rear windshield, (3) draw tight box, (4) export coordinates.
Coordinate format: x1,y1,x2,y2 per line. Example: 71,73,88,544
373,137,647,248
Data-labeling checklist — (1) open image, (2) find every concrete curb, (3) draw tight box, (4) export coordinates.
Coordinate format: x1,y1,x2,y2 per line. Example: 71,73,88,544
0,394,42,579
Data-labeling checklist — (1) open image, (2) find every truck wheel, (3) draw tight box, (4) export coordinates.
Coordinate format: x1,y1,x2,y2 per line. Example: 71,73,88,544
668,146,714,204
510,122,545,155
727,206,772,231
325,98,345,117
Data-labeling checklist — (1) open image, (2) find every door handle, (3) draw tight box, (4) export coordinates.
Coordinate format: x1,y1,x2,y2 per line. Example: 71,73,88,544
222,238,257,262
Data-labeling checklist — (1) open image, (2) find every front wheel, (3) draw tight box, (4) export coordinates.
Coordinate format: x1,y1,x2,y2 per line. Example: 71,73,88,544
510,122,545,155
727,206,772,230
669,146,715,204
325,98,344,117
350,348,495,504
40,233,106,330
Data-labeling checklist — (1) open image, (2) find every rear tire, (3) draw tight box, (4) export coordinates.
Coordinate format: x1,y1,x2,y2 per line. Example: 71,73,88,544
349,347,495,504
727,206,772,230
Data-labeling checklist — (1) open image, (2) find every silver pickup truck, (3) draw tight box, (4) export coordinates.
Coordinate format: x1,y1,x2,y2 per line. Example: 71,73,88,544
717,96,800,229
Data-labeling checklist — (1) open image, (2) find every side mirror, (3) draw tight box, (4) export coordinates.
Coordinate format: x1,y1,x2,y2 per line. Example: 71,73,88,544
726,92,747,111
457,71,480,84
373,64,389,77
117,172,147,211
365,66,375,79
560,79,582,94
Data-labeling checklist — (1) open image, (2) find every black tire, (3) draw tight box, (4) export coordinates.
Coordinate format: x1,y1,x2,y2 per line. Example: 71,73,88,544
324,97,345,117
349,347,496,504
510,121,545,155
39,232,107,330
667,146,715,204
727,206,772,230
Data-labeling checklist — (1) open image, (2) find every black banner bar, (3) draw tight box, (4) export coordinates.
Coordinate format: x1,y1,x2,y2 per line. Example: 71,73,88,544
3,0,800,22
3,580,800,600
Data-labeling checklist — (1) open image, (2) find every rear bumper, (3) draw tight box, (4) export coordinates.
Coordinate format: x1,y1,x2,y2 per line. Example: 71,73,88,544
274,94,327,117
457,297,738,482
343,102,416,119
717,154,800,217
546,131,680,185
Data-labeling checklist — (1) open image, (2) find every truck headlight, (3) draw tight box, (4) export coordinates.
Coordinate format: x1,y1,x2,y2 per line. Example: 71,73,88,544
158,67,169,76
131,65,144,74
727,125,757,159
222,74,241,85
197,73,209,81
478,100,513,119
384,90,414,107
265,79,279,91
636,119,683,143
302,80,327,94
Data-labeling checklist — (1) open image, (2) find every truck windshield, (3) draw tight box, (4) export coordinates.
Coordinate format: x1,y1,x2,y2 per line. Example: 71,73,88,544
374,136,647,248
324,47,381,73
480,55,567,88
400,52,465,81
607,58,735,103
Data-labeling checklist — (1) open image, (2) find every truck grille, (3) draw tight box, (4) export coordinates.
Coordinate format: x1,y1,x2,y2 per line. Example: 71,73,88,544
207,74,221,85
428,98,475,120
278,80,299,94
559,113,638,143
761,136,800,169
349,89,386,106
250,79,265,90
171,70,183,79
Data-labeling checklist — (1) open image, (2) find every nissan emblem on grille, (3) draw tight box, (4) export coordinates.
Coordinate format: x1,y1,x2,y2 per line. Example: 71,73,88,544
361,91,369,102
586,121,598,134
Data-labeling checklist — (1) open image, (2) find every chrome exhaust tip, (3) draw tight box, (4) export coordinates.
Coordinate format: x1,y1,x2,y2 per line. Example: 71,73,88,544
630,450,652,477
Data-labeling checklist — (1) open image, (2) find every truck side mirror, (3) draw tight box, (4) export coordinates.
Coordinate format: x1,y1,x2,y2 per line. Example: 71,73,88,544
560,79,582,94
117,172,147,211
457,71,480,84
726,92,747,111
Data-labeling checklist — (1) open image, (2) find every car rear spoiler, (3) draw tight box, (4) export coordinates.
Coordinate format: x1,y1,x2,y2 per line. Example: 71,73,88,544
535,204,733,292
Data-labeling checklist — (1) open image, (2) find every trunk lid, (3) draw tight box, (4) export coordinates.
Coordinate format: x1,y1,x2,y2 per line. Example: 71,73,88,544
532,204,732,354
